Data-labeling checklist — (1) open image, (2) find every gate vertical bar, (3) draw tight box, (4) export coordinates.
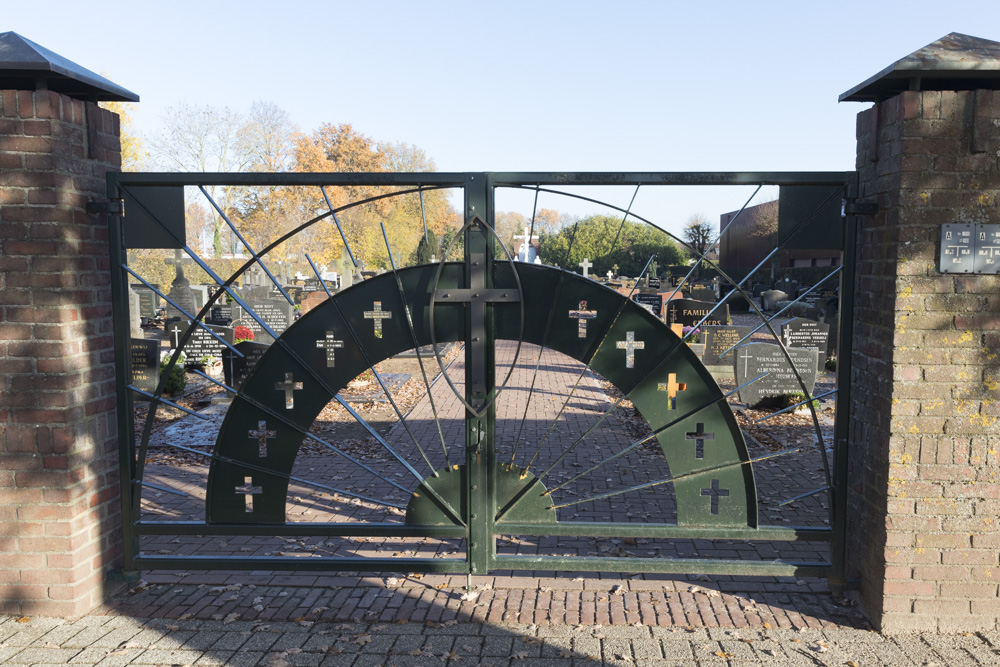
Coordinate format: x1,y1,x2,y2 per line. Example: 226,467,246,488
830,174,859,591
463,173,496,575
106,172,139,572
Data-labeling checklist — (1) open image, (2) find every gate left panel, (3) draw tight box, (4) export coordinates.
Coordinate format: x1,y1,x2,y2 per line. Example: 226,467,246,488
107,172,471,573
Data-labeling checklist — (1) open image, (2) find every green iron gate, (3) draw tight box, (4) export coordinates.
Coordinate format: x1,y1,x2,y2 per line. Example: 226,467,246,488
109,171,858,584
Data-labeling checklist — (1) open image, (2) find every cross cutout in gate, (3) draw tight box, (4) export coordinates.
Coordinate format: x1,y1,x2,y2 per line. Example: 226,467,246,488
616,331,645,369
235,476,262,512
657,373,687,410
275,372,302,409
316,331,345,367
701,478,729,515
249,420,276,458
364,301,392,338
685,422,715,459
568,301,598,338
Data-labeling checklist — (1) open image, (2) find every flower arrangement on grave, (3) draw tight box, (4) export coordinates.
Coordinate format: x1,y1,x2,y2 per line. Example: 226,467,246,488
682,326,701,344
349,368,375,387
234,325,255,344
159,350,187,395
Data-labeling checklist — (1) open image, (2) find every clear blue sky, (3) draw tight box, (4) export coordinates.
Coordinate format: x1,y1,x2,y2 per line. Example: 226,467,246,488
7,1,998,237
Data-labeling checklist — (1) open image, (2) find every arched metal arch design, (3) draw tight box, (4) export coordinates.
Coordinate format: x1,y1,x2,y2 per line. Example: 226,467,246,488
206,263,756,529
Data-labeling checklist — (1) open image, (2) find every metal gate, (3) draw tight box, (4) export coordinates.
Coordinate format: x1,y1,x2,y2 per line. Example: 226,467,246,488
109,171,858,584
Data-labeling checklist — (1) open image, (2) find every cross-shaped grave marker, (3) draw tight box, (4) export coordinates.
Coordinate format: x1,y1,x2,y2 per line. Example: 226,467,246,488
685,422,715,459
657,373,687,411
169,323,184,349
568,301,598,339
316,331,345,367
606,270,614,281
611,264,619,275
615,331,645,369
578,258,592,278
275,372,303,409
701,478,729,515
364,301,392,339
235,476,262,512
164,248,193,278
249,420,276,458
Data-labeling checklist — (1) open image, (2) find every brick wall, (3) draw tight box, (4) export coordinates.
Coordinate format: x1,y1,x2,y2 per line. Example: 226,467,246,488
0,90,125,616
848,89,1000,632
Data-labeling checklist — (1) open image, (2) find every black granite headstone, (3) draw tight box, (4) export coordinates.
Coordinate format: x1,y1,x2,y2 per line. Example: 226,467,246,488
734,343,818,407
222,341,270,391
691,286,715,302
185,323,235,364
632,293,663,316
234,298,293,345
665,298,729,327
702,326,754,366
129,338,160,397
781,319,831,370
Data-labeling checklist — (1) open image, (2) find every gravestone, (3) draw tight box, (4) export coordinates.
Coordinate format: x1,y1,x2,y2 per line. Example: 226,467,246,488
760,289,789,312
665,298,730,327
647,277,661,289
234,297,294,345
300,291,328,315
129,338,160,396
222,341,270,391
752,284,768,298
164,251,196,324
702,325,754,367
129,288,142,336
734,343,818,407
774,277,799,294
175,322,235,365
190,285,210,312
691,286,715,302
131,284,158,322
723,290,752,312
207,304,233,326
781,319,832,370
632,293,663,315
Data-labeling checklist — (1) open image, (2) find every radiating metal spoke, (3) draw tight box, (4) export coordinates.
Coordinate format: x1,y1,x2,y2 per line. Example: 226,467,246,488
199,185,294,306
305,251,440,476
419,188,429,242
778,486,831,507
717,266,844,358
607,184,641,256
522,254,656,475
541,373,770,496
189,369,410,494
371,226,453,468
320,186,358,268
551,447,803,510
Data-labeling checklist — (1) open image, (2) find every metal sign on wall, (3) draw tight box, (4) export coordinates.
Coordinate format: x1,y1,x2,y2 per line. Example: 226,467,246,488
939,223,1000,274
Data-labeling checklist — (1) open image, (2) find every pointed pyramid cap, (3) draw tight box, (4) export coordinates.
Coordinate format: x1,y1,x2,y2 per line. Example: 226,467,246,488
0,32,138,102
840,33,1000,102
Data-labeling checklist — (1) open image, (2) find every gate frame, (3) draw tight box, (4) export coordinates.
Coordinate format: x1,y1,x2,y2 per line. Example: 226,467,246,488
108,170,858,585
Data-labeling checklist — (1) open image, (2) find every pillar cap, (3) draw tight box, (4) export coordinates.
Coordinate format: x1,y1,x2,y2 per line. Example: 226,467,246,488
840,32,1000,103
0,31,138,102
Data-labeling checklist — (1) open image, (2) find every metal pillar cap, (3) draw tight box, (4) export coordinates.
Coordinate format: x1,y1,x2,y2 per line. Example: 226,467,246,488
0,31,139,102
840,32,1000,103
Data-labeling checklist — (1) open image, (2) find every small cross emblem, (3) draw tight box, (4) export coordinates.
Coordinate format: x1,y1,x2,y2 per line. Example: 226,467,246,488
364,301,392,338
578,258,592,277
275,372,303,409
235,476,262,512
657,373,687,411
685,423,715,459
169,324,186,349
568,301,597,338
701,479,729,515
249,420,276,458
738,347,753,378
611,264,619,275
615,331,645,369
316,331,345,367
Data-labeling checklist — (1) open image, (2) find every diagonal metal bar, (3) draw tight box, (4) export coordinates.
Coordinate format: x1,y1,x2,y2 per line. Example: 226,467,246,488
541,373,771,496
151,440,407,510
778,486,831,507
122,264,243,357
551,447,803,510
128,386,208,420
371,227,453,468
198,185,293,306
306,249,439,477
717,266,844,358
607,183,641,257
320,186,358,268
522,254,656,474
189,368,411,494
666,185,762,301
136,480,191,498
419,188,429,243
753,389,839,423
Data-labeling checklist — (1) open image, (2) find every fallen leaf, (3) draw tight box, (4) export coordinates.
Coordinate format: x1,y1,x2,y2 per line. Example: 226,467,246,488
223,612,239,625
714,650,735,658
762,622,772,629
354,633,372,646
460,590,479,602
512,651,531,660
15,617,30,623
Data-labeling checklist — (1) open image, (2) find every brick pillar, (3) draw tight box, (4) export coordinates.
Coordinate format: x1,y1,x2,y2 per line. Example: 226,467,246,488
0,90,125,616
848,89,1000,632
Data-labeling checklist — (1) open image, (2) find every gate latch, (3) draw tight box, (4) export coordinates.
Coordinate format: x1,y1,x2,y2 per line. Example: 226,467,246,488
842,199,877,216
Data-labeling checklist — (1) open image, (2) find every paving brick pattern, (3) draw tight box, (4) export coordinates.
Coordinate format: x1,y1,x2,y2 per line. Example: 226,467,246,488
1,613,998,666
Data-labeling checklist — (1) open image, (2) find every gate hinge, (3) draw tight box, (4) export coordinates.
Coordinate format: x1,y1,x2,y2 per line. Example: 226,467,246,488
842,199,877,216
86,199,124,215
